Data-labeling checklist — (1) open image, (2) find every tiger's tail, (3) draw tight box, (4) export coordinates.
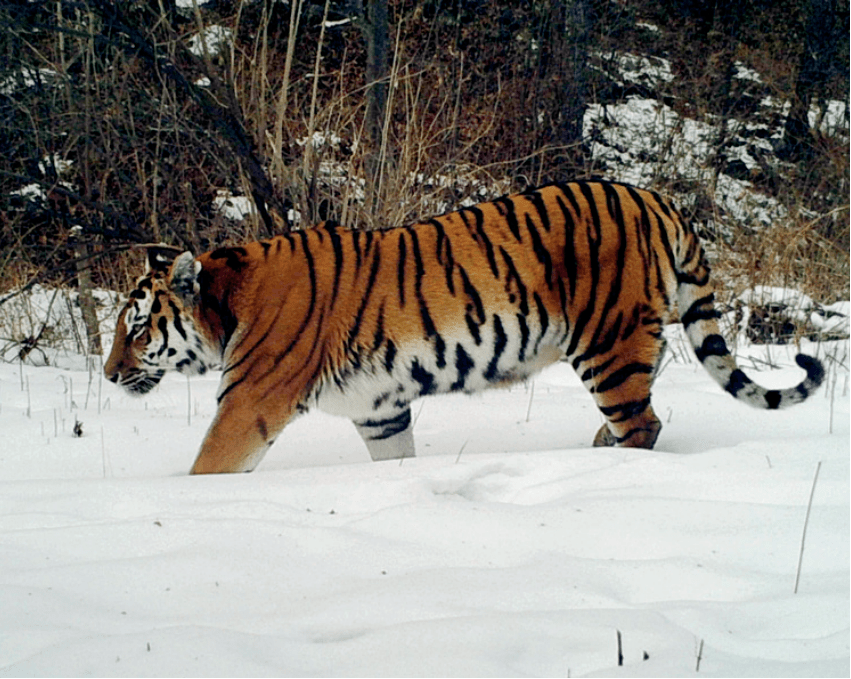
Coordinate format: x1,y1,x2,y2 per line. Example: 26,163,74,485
675,240,824,409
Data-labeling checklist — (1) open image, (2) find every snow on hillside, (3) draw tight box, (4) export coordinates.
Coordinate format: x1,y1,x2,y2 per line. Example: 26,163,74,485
0,315,848,676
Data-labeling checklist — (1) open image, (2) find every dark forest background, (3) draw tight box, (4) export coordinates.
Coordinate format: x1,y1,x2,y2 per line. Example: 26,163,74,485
1,0,848,354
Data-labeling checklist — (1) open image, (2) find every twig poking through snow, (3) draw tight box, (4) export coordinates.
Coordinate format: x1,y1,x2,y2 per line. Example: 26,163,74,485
413,400,426,428
795,460,823,593
696,638,704,671
525,380,535,423
455,440,469,464
101,426,110,479
97,356,103,415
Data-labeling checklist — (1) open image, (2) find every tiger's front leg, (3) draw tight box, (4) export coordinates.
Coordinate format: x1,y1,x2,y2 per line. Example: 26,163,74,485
190,392,294,474
353,407,416,461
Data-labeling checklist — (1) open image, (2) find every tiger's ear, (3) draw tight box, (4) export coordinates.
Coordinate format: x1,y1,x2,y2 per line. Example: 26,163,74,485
146,246,180,274
169,252,201,304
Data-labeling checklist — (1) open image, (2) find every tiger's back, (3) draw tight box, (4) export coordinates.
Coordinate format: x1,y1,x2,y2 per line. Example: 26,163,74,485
105,180,824,474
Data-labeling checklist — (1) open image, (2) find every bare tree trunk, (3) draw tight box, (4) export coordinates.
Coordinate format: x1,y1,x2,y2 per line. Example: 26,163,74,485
360,0,389,222
781,0,837,160
549,0,593,179
73,239,102,356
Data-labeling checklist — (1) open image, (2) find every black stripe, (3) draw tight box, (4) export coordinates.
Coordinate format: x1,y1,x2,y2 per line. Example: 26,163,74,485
622,305,641,341
431,218,456,294
465,314,482,345
517,313,530,362
357,409,412,440
725,368,752,397
458,266,485,323
411,360,436,395
353,230,363,269
533,291,549,353
650,208,680,286
765,390,781,409
652,190,673,219
676,268,710,286
500,196,522,241
397,232,407,307
581,183,627,357
384,340,397,372
371,306,385,351
609,423,660,446
624,185,655,303
408,227,446,369
564,184,602,358
525,213,554,289
466,206,499,277
598,396,651,422
594,362,654,393
681,294,722,327
209,246,248,272
256,416,268,441
327,224,345,304
168,301,188,340
485,315,507,381
693,334,729,363
347,244,383,350
796,354,824,386
579,355,617,383
556,277,570,343
563,183,583,224
527,189,552,232
499,247,529,315
555,193,578,300
451,343,475,391
156,316,169,355
458,265,485,346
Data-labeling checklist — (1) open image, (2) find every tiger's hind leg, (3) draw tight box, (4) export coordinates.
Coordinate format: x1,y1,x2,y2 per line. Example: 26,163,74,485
354,407,416,461
577,333,666,449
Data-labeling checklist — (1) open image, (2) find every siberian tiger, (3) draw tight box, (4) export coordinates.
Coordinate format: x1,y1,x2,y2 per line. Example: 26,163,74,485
104,180,824,474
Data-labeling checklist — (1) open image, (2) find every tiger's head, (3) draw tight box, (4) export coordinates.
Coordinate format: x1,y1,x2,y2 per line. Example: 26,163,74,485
104,247,220,395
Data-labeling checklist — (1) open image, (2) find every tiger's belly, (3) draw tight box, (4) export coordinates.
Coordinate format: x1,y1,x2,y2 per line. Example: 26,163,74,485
310,324,565,422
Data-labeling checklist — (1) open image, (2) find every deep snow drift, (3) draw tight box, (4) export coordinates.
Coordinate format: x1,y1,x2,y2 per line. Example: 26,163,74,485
0,323,848,677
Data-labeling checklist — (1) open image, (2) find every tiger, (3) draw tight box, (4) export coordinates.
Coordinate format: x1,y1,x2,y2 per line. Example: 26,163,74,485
104,180,825,474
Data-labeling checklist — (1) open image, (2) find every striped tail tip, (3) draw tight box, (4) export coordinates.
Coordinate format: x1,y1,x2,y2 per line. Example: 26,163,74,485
795,353,825,391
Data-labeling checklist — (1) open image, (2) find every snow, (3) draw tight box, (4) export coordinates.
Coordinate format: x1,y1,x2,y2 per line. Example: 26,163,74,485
0,67,62,95
8,182,47,201
733,62,763,84
188,25,233,58
38,154,74,177
0,316,848,675
636,22,661,34
296,131,344,150
583,97,790,227
214,189,255,221
808,99,849,137
593,52,675,89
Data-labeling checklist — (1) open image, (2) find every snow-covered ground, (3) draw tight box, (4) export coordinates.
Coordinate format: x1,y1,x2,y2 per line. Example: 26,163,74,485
0,321,848,676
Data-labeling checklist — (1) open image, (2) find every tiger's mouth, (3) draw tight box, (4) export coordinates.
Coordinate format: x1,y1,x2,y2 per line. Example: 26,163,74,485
116,368,165,395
